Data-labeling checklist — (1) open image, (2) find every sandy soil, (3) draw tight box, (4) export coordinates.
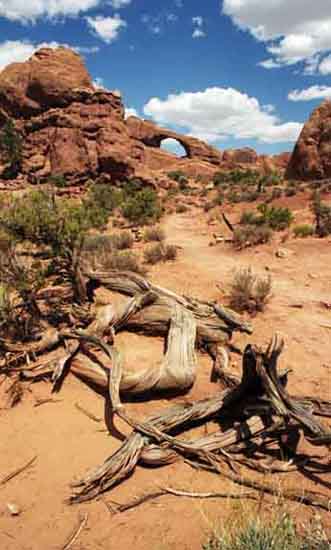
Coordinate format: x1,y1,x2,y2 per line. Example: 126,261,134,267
1,201,331,550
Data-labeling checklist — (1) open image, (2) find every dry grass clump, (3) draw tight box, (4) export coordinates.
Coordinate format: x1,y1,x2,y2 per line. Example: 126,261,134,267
232,225,272,250
293,224,314,238
101,250,144,273
229,267,272,314
143,226,165,242
144,243,178,265
203,511,330,550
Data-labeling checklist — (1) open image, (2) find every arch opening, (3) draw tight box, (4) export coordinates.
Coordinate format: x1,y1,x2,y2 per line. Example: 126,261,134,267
160,138,188,158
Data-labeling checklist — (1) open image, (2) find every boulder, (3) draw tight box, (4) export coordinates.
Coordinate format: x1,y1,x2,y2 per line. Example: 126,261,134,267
286,100,331,180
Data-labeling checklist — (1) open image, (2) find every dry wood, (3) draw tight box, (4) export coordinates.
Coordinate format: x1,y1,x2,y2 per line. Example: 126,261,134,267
62,512,88,550
0,456,37,486
107,486,256,514
74,403,102,423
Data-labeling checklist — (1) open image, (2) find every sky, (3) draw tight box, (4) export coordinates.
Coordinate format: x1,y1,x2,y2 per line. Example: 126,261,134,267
0,0,331,155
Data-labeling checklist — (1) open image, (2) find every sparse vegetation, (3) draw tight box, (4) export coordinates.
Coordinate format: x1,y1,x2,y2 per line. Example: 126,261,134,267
229,267,272,313
121,187,162,224
293,224,314,238
311,191,331,237
203,512,330,550
0,119,22,179
48,174,69,188
240,203,294,231
143,226,165,242
232,225,272,249
144,242,178,264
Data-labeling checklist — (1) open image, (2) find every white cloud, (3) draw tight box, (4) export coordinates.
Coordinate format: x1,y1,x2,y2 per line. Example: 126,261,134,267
86,15,126,43
0,0,100,22
93,77,109,90
143,87,302,144
223,0,331,73
192,16,203,27
0,40,98,71
192,15,206,38
109,0,131,8
192,29,206,39
319,55,331,75
125,107,138,118
288,85,331,102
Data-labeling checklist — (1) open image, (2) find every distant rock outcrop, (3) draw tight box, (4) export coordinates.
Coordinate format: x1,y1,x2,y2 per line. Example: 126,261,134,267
0,47,289,186
286,100,331,180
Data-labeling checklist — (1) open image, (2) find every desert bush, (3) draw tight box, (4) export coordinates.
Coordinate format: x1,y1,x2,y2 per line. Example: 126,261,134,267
271,187,283,200
144,243,164,265
163,244,177,261
144,243,178,264
311,191,331,237
176,203,188,213
229,267,272,313
293,224,314,238
233,225,272,249
203,512,330,550
48,174,68,188
87,183,123,216
110,231,134,249
100,250,143,273
167,170,188,185
143,226,165,242
240,204,293,231
121,188,162,224
0,119,22,179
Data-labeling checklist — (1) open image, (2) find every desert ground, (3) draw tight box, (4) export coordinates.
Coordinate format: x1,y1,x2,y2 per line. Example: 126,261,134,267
1,192,331,550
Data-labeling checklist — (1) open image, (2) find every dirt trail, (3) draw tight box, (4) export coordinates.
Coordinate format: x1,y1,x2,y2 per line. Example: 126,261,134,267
1,209,331,550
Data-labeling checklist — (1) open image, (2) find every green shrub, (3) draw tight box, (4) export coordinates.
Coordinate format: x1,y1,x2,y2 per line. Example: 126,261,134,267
293,224,314,238
229,267,272,314
87,183,123,215
48,174,68,188
0,119,22,179
240,203,293,231
233,225,272,250
122,188,162,224
167,170,188,185
143,226,165,242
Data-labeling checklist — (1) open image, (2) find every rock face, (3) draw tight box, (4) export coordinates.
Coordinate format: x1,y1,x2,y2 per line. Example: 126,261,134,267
286,100,331,180
0,47,288,186
126,117,223,165
222,147,258,165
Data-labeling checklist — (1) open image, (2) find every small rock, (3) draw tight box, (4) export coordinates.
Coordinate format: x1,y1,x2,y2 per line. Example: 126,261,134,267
7,503,21,516
276,248,290,258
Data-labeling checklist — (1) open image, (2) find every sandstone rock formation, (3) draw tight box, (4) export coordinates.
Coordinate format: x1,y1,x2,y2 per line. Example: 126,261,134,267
286,100,331,180
0,47,289,186
222,147,258,165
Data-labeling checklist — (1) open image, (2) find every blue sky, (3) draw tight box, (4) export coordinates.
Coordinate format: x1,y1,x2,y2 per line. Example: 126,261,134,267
0,0,331,154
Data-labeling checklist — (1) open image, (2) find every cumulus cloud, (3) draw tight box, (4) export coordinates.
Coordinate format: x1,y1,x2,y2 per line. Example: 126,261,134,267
109,0,131,8
125,107,138,118
0,40,98,71
223,0,331,73
86,15,126,43
319,55,331,75
288,85,331,102
0,0,100,22
192,15,206,38
143,87,302,144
